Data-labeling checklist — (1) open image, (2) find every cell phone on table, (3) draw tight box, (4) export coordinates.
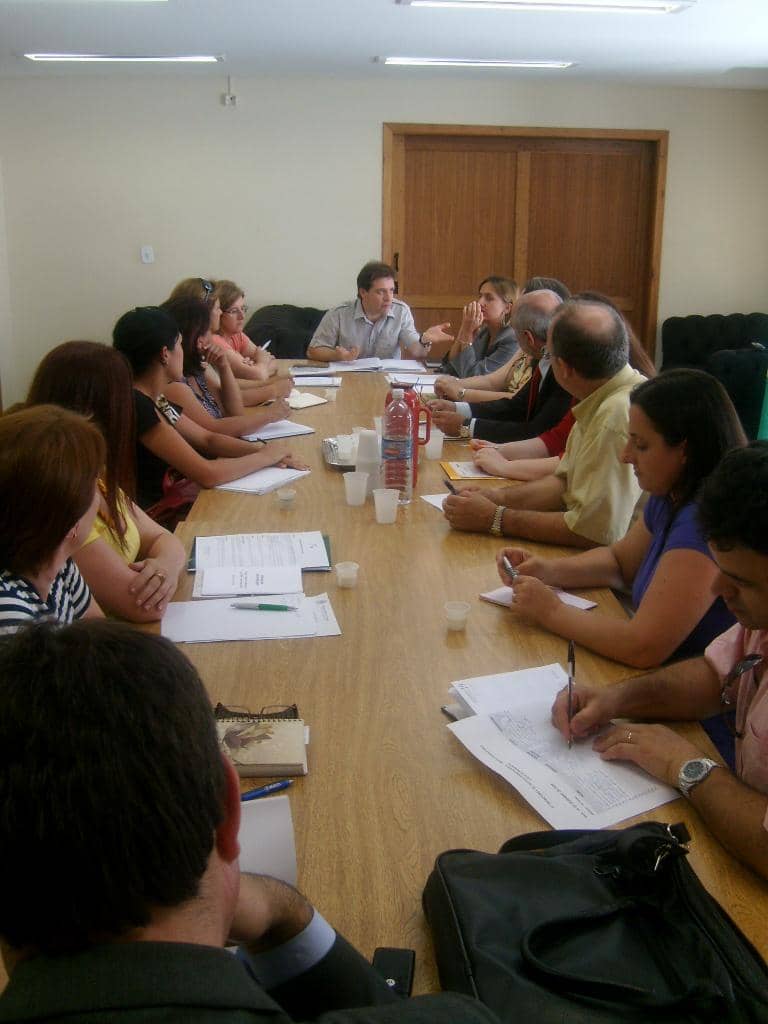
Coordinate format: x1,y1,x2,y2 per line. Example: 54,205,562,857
372,947,415,997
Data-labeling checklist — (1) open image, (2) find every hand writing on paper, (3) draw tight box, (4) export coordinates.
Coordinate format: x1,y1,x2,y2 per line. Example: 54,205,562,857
551,683,614,743
508,575,562,628
496,547,553,586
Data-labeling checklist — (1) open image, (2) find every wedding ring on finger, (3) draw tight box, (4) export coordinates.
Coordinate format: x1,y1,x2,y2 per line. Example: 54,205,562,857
626,730,633,744
154,571,166,582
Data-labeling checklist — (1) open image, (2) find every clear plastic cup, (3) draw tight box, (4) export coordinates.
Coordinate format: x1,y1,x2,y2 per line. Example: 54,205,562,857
336,435,355,463
334,561,359,588
344,471,369,506
444,601,471,631
275,487,297,508
425,428,445,460
373,488,399,524
324,388,338,402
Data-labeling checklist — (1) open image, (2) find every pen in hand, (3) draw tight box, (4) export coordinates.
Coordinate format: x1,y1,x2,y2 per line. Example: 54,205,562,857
501,555,519,583
567,640,575,749
443,479,458,495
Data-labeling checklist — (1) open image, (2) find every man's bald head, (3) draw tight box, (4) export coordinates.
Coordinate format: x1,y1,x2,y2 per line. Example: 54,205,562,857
511,289,563,345
549,299,629,380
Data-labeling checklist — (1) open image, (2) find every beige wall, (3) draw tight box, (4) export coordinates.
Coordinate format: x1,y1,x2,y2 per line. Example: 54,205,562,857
0,74,767,403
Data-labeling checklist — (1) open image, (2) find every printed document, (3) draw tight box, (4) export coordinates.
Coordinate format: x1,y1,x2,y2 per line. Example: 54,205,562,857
194,532,330,573
448,665,678,829
197,565,303,598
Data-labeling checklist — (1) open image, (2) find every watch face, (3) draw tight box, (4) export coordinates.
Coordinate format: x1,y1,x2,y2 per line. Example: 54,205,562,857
682,761,707,783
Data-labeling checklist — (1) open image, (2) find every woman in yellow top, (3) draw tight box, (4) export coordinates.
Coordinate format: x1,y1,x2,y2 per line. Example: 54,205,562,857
26,341,187,622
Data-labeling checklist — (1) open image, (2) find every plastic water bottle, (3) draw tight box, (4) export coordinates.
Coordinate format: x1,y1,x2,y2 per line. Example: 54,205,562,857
382,389,414,504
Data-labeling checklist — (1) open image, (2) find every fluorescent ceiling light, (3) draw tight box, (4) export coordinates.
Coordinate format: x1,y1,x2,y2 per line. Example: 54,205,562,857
382,56,573,68
397,0,694,13
25,53,222,63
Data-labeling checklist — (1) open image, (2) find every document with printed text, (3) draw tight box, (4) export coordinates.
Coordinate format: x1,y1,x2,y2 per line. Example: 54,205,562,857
447,665,678,829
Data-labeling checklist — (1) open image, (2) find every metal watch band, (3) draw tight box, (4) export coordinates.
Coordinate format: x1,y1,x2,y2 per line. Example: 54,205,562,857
489,505,505,537
678,757,719,798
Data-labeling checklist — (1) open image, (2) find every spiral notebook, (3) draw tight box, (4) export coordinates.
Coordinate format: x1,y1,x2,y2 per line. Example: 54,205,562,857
215,704,308,777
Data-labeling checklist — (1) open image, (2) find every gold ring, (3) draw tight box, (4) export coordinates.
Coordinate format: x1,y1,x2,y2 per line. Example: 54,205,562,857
626,730,633,744
154,571,166,581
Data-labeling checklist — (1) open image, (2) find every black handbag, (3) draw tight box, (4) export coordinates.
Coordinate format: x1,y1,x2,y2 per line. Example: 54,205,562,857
422,822,768,1022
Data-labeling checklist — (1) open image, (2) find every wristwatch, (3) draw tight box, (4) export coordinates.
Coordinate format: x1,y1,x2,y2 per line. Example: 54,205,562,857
489,505,505,537
678,758,719,798
459,421,471,439
457,388,466,400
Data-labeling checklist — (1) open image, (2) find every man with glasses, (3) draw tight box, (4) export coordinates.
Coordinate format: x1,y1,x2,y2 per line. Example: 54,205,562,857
551,442,768,880
308,261,453,362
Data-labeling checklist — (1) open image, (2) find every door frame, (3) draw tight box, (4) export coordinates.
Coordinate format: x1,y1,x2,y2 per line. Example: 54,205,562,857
382,123,668,357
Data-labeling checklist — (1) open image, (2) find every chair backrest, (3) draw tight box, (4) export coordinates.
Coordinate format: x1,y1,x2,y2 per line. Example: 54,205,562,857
661,313,768,371
704,347,768,440
244,304,326,359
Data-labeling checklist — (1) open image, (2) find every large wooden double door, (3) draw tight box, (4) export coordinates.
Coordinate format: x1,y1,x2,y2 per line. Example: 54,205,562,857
382,124,667,357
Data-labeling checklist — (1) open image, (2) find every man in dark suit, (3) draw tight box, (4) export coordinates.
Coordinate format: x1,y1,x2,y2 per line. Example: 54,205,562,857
0,622,496,1024
429,290,571,443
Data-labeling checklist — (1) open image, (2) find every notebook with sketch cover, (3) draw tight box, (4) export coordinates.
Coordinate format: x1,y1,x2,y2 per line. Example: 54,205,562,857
216,709,307,777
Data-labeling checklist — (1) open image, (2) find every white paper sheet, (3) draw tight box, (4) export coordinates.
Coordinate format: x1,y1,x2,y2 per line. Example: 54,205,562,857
308,593,342,637
238,795,297,884
161,594,318,643
447,666,678,829
421,493,448,511
215,466,311,494
242,420,315,441
197,565,303,598
288,389,327,409
194,532,330,573
291,364,332,376
333,357,382,372
289,376,341,387
480,584,597,612
379,359,429,372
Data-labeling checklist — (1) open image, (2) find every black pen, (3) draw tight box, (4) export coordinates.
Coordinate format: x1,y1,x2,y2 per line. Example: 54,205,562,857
443,479,458,495
567,640,575,750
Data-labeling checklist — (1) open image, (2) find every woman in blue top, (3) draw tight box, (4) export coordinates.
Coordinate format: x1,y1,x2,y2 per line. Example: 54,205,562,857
495,369,746,669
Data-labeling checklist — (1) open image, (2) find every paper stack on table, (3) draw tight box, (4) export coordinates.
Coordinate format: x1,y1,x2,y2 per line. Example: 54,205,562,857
480,584,597,612
193,531,331,575
289,376,341,387
288,389,327,409
216,466,310,494
242,420,315,441
162,592,341,644
446,664,678,830
333,357,382,372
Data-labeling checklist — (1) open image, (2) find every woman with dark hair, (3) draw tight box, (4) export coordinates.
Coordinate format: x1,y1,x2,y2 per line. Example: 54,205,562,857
161,297,289,435
0,405,104,634
496,369,746,668
166,278,287,394
112,306,307,517
440,276,520,378
27,342,186,622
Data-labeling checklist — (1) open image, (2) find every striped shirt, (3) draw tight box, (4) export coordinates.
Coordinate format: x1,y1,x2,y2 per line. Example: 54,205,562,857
0,559,91,636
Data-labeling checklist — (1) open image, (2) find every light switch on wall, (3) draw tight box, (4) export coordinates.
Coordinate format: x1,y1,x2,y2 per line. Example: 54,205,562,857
140,246,155,264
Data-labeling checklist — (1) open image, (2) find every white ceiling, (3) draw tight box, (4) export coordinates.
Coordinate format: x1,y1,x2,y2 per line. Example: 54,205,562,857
0,0,767,88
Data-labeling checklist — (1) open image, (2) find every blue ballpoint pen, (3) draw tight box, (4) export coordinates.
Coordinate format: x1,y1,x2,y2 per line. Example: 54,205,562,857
241,779,293,802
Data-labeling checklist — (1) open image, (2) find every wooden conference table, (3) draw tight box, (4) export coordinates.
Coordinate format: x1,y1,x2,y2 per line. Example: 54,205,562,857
172,370,768,991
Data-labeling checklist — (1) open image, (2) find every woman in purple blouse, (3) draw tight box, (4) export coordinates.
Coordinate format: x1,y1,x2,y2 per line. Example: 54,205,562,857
495,369,746,669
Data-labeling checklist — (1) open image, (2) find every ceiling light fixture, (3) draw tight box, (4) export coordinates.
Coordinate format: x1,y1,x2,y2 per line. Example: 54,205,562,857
381,56,573,68
24,53,222,63
396,0,694,13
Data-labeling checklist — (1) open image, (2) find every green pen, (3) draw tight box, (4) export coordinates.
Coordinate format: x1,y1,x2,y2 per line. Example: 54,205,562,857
230,602,298,612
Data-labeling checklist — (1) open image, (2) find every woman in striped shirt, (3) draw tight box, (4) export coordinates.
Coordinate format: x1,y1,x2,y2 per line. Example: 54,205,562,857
0,406,104,635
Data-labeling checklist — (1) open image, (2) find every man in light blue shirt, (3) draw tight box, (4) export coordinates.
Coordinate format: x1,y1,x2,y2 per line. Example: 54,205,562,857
308,261,454,361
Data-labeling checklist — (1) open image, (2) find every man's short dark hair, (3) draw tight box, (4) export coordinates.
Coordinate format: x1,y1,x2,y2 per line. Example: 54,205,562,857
550,299,629,379
698,441,768,556
357,261,396,292
0,621,226,954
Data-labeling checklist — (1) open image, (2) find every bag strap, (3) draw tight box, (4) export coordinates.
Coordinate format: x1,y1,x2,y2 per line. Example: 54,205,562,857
499,829,592,853
521,902,722,1012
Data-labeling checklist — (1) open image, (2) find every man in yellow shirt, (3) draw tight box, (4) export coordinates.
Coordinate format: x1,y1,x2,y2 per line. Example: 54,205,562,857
443,299,645,548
